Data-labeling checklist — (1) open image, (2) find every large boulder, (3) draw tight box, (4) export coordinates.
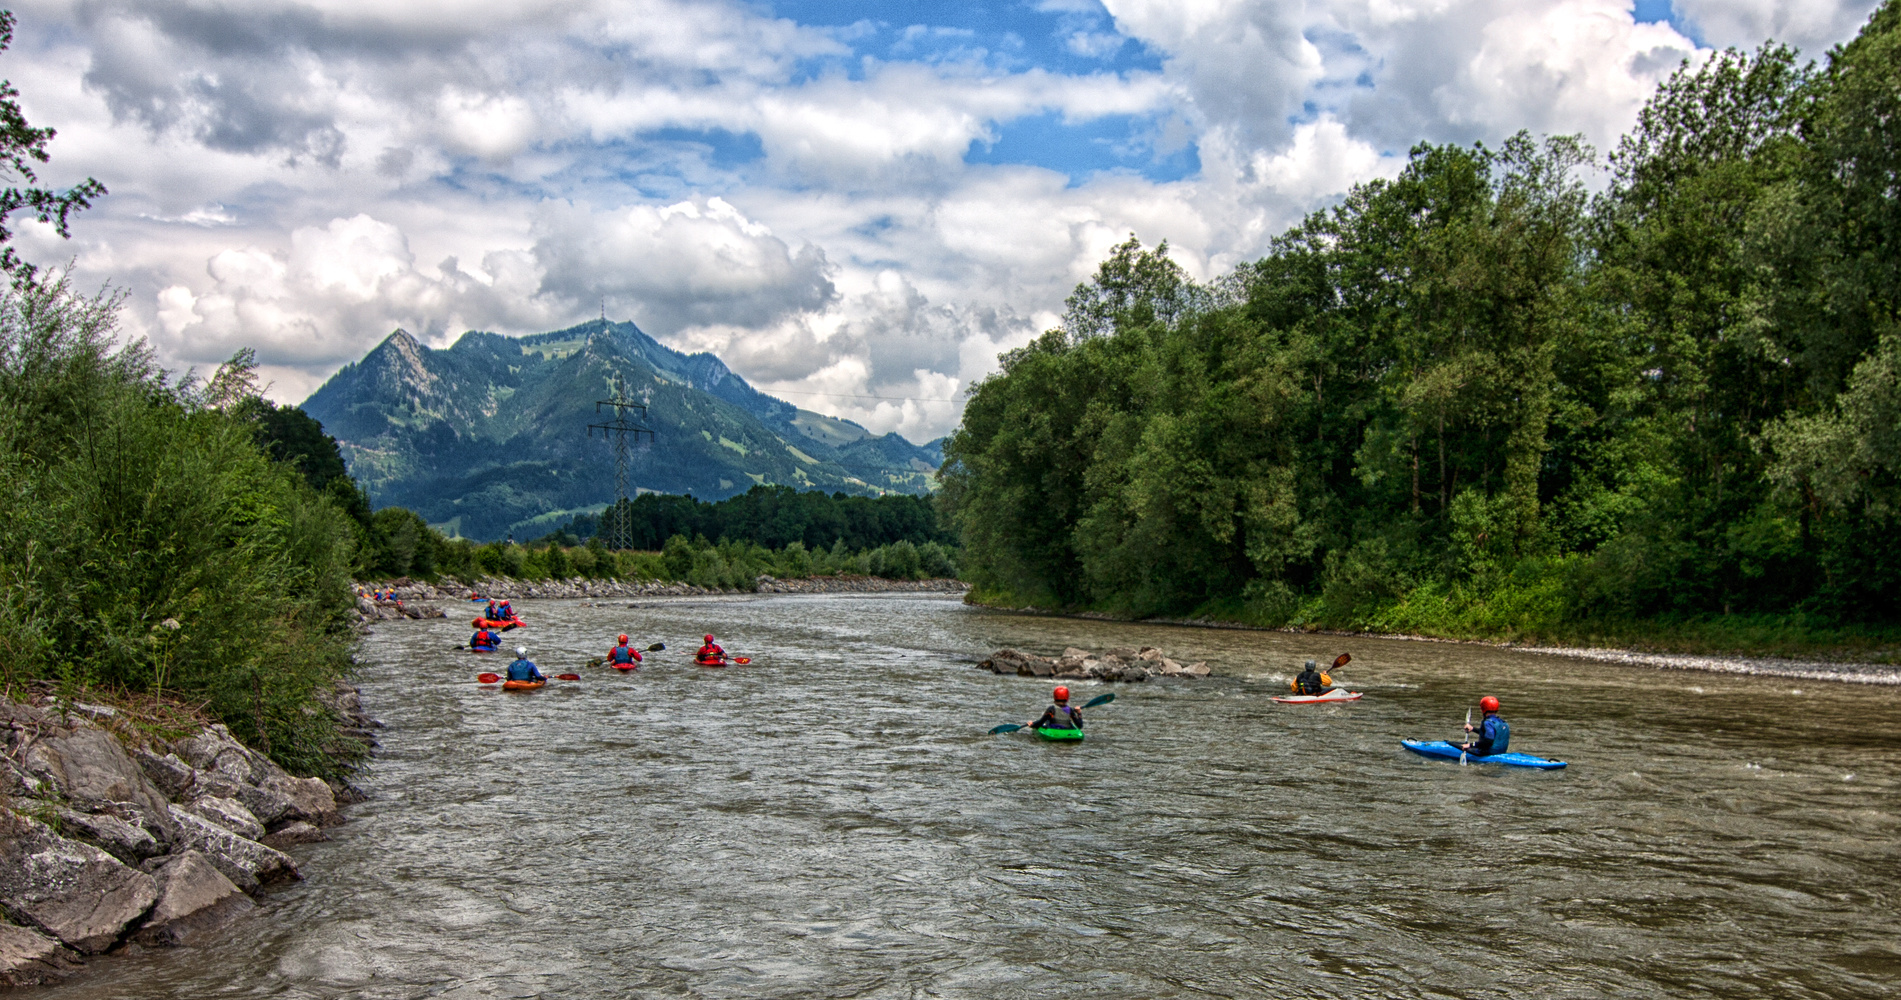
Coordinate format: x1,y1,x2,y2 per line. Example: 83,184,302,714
132,851,254,947
260,821,329,851
152,732,337,826
1180,661,1211,678
0,810,159,954
184,796,265,841
53,809,160,865
0,922,76,987
163,807,298,892
22,724,174,820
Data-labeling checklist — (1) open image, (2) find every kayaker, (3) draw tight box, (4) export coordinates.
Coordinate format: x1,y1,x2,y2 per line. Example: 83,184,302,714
497,599,515,620
1461,696,1510,756
506,647,546,684
607,634,643,667
696,634,725,664
1028,686,1083,731
484,599,500,619
1290,659,1334,696
470,623,501,651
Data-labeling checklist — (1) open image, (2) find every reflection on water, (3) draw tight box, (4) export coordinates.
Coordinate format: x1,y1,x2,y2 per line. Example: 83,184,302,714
43,594,1901,998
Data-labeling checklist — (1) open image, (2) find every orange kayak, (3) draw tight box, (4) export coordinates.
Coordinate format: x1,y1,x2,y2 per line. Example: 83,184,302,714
501,679,546,691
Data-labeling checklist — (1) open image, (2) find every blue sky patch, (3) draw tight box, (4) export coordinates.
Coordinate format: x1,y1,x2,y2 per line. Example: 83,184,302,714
965,111,1199,186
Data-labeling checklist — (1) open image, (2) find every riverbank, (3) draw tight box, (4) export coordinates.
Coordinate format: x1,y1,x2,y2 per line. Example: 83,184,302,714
0,684,374,987
968,596,1901,686
360,574,969,604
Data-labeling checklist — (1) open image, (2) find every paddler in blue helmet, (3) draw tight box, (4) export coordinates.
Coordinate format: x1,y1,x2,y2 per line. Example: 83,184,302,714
1028,686,1082,731
506,647,546,684
1461,696,1509,756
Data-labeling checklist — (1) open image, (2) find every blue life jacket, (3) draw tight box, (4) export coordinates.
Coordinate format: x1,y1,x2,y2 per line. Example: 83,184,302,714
1478,715,1510,753
470,629,498,650
507,658,544,682
609,644,638,664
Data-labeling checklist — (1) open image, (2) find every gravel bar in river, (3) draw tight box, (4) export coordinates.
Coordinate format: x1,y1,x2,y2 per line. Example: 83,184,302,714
38,592,1901,999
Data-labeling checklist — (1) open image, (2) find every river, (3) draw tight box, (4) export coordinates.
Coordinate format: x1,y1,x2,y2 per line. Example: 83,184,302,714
42,593,1901,998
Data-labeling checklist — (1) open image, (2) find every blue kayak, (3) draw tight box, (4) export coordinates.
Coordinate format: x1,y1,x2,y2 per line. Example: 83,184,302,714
1401,739,1567,770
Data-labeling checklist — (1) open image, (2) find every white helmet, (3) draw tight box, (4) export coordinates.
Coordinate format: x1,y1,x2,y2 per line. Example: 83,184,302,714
515,647,527,657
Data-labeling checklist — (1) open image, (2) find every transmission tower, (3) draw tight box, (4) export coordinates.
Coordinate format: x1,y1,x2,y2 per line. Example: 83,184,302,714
587,373,654,550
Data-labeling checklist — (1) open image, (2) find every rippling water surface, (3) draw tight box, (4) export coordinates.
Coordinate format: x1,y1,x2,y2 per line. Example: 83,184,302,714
44,594,1901,999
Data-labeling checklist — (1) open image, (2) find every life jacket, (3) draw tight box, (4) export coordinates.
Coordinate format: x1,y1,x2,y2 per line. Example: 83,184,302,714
507,658,543,682
1041,703,1080,730
1293,670,1324,695
609,644,640,665
697,643,724,662
471,629,498,649
485,603,500,618
1477,715,1510,753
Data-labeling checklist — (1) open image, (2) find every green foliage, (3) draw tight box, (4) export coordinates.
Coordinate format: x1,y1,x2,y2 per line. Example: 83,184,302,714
0,275,359,776
0,11,105,280
943,5,1901,641
571,483,953,551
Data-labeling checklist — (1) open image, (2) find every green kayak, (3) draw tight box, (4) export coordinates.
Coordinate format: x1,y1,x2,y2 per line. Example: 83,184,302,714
1035,726,1085,741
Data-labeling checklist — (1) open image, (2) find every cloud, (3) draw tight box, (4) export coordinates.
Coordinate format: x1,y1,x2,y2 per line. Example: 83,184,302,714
1673,0,1883,54
7,0,1885,444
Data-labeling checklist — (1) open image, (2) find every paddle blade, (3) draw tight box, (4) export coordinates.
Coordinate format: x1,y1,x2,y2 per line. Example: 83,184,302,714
647,642,666,651
555,673,581,681
585,658,603,668
477,673,501,684
989,723,1023,734
733,657,752,665
1333,653,1351,669
1082,692,1116,708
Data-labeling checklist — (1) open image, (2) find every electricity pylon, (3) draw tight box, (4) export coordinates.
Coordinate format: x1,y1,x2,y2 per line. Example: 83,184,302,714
587,373,654,550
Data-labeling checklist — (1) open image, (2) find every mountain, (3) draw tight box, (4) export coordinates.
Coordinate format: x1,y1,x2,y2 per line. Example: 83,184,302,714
301,320,944,541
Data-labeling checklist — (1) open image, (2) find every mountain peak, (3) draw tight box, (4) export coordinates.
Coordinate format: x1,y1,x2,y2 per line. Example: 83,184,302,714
301,322,944,540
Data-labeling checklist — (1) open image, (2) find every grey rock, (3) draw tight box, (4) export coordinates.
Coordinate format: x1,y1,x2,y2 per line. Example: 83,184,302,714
1138,647,1165,662
130,749,196,799
1180,661,1211,679
22,725,173,818
132,851,254,947
0,922,76,987
260,821,329,850
1062,647,1091,659
53,809,159,864
184,796,265,841
1104,647,1139,659
267,775,340,827
0,810,159,954
163,807,298,892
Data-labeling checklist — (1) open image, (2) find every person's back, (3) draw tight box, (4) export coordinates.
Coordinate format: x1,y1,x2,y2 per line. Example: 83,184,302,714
697,635,724,662
507,648,545,682
608,635,641,666
1465,696,1510,755
471,628,498,651
1030,687,1083,730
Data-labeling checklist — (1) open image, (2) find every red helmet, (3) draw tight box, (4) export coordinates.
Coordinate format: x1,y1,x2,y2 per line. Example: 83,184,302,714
618,634,629,643
1479,696,1500,712
704,634,714,642
1053,686,1069,701
472,618,483,627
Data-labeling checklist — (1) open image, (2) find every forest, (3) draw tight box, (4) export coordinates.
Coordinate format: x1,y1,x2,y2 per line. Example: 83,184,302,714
942,6,1901,650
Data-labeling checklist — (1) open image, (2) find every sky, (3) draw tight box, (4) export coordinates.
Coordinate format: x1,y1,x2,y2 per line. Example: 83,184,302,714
2,0,1883,443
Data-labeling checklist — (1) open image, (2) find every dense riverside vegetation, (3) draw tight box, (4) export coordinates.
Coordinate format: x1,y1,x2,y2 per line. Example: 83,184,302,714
943,7,1901,652
549,486,954,552
0,280,363,775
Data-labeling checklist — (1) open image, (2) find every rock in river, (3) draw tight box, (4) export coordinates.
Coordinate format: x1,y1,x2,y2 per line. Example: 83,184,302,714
0,810,158,954
132,851,255,948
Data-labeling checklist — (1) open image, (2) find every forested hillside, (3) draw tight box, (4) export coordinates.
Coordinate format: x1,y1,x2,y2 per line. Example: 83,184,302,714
943,5,1901,643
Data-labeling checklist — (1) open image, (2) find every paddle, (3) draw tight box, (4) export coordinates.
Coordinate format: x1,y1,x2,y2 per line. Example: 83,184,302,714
1460,708,1472,765
476,672,579,683
990,692,1117,733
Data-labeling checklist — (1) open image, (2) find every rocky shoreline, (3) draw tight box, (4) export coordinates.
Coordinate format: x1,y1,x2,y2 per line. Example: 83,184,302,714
0,684,375,987
978,645,1211,682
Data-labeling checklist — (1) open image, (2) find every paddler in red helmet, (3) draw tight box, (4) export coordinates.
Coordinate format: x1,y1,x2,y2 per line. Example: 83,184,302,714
695,634,725,665
607,634,643,668
1461,696,1510,756
1027,686,1083,732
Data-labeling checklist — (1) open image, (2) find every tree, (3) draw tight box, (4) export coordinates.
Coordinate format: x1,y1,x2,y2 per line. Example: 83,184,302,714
0,10,105,280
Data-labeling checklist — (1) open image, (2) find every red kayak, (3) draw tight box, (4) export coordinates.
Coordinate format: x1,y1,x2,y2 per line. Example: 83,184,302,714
696,658,726,668
612,663,638,672
473,617,524,629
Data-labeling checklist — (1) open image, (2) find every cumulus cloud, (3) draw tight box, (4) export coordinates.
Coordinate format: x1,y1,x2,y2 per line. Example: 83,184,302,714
7,0,1886,442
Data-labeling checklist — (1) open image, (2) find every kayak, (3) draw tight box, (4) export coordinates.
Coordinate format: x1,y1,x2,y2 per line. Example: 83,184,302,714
1273,689,1363,704
696,658,726,668
1400,739,1566,769
500,679,546,691
1035,727,1085,742
474,618,524,629
611,663,638,672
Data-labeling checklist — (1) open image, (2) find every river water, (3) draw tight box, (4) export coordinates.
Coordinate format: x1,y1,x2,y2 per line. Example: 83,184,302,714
42,594,1901,999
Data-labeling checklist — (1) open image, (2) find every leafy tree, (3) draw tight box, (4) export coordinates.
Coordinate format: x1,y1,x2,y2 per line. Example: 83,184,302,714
0,11,105,280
